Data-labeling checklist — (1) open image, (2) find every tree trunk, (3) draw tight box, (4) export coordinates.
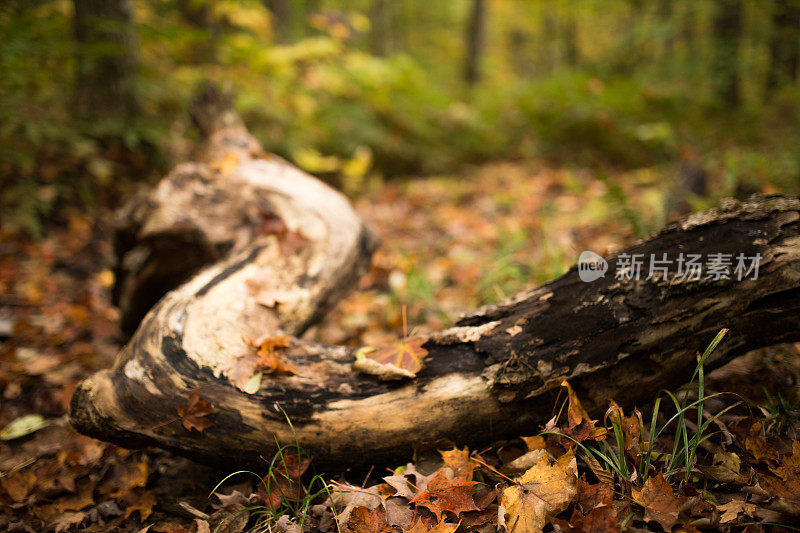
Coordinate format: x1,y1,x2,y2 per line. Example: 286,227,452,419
263,0,290,42
767,0,800,95
711,0,743,108
464,0,486,85
72,0,138,120
562,7,579,67
370,0,390,56
70,87,800,471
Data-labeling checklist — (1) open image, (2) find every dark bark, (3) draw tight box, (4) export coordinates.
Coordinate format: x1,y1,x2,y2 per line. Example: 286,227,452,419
464,0,486,85
72,0,138,120
767,0,800,94
711,0,743,108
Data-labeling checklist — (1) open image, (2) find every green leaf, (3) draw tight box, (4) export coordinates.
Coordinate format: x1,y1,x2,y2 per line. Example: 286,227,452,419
1,414,50,440
243,371,263,394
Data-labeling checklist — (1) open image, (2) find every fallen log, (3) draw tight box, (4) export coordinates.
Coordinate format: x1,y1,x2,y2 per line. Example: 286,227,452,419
70,93,800,470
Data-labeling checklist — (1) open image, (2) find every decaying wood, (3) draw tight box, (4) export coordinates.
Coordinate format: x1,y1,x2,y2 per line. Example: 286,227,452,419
70,89,800,469
111,83,365,334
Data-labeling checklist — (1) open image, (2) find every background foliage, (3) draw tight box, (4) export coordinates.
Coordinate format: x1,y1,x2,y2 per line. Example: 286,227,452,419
2,0,800,236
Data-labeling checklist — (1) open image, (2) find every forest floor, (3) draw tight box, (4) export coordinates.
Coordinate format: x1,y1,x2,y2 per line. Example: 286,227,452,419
1,161,800,532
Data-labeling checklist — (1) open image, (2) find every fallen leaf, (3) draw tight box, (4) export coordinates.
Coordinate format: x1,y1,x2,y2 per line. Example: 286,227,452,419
757,473,800,516
274,514,302,533
560,381,607,442
502,449,548,477
347,505,392,533
1,469,37,501
520,435,546,452
440,447,475,481
404,520,459,533
330,483,382,526
717,499,759,524
52,511,86,533
744,421,778,463
631,473,685,531
1,413,51,440
258,454,311,510
384,497,414,529
581,453,615,486
498,449,578,533
177,391,215,433
246,334,297,375
243,371,263,394
606,401,642,463
700,451,747,484
574,478,614,515
770,439,800,481
214,489,253,510
124,490,157,520
551,507,621,532
409,469,479,521
109,461,149,499
383,475,416,500
353,338,428,380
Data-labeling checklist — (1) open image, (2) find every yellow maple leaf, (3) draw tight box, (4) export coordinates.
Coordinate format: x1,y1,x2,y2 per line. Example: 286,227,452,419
499,449,578,533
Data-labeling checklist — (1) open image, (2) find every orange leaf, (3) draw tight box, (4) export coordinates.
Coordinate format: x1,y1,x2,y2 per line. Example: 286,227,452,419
560,380,607,442
246,334,297,375
124,490,157,520
176,391,215,433
409,469,479,521
440,447,476,481
354,337,428,380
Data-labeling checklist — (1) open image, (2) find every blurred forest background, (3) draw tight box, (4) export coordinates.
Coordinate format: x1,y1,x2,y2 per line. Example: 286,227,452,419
2,0,800,237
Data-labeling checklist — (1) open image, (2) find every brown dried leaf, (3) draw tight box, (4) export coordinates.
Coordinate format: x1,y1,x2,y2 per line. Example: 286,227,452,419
177,391,215,433
700,451,748,484
551,507,621,532
575,478,614,515
124,490,157,520
770,439,800,481
404,520,459,533
1,469,37,502
383,475,416,500
561,380,607,442
631,473,685,531
717,499,759,524
258,454,311,510
347,505,392,533
744,421,779,463
606,401,643,463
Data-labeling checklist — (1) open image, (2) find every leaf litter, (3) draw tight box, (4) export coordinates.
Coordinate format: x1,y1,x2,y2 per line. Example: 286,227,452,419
3,163,800,531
